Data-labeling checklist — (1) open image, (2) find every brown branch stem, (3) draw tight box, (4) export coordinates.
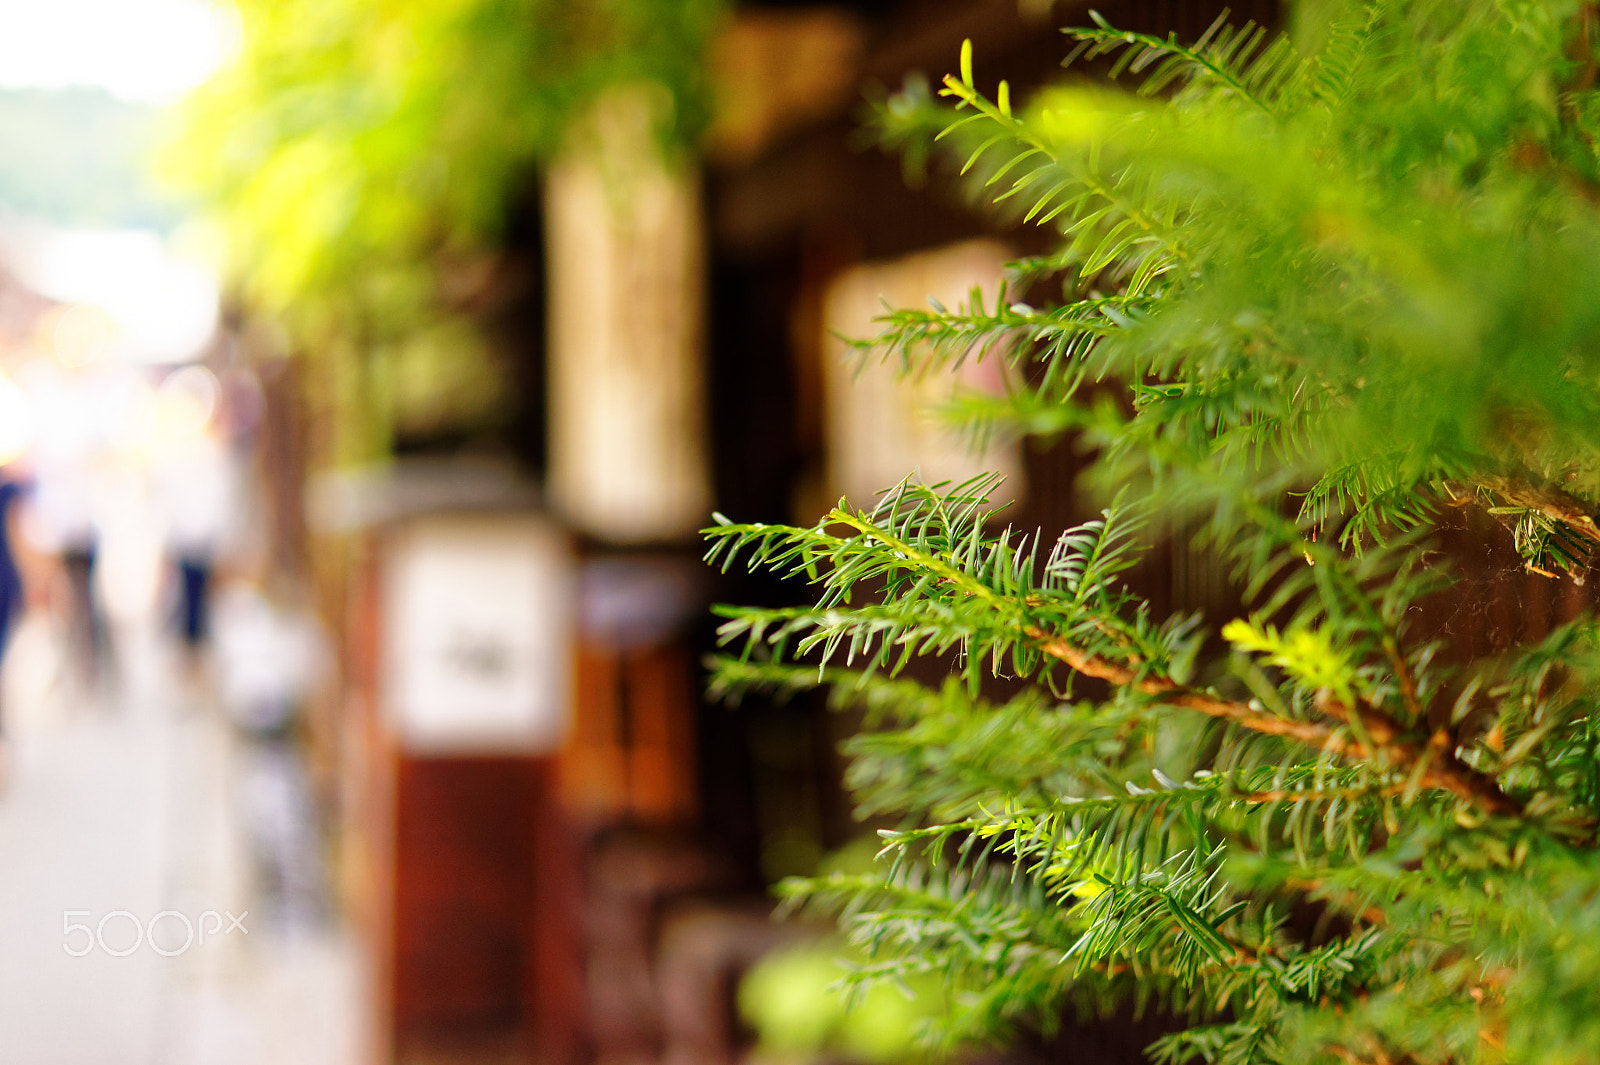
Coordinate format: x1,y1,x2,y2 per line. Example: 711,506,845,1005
1242,784,1405,805
1383,639,1425,722
1474,475,1600,547
1024,626,1522,816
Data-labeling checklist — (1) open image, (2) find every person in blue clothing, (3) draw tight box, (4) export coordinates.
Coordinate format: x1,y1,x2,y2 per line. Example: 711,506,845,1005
0,469,30,783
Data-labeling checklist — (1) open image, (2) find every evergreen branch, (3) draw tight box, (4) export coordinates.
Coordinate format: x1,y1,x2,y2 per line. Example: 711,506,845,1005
933,58,1196,270
709,483,1522,817
1297,454,1450,551
1023,624,1522,816
1067,10,1303,117
850,290,1155,386
1475,472,1600,551
720,9,1600,1055
1304,0,1381,108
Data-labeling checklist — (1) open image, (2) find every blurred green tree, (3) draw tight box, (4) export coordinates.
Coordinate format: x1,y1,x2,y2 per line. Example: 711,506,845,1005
709,2,1600,1062
163,0,723,459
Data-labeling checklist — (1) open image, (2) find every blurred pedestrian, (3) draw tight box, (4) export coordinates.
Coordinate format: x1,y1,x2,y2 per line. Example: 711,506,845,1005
0,464,34,784
154,367,236,669
24,362,112,697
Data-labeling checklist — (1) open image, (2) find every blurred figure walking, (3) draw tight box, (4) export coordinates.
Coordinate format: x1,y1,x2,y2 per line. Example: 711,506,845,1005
24,361,112,698
0,465,30,783
154,366,236,672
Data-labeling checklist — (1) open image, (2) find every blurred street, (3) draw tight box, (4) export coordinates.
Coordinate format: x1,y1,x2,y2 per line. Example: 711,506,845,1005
0,611,365,1064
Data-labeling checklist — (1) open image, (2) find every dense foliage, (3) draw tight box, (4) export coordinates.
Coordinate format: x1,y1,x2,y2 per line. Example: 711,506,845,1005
162,0,723,461
166,0,722,332
708,2,1600,1062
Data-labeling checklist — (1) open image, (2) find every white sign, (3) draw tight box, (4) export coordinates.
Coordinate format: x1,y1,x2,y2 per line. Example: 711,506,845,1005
382,514,573,754
822,239,1025,514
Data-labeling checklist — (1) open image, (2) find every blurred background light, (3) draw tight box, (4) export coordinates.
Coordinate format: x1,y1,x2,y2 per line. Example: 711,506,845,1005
0,0,236,104
0,371,34,464
153,362,218,437
47,303,114,366
11,228,219,363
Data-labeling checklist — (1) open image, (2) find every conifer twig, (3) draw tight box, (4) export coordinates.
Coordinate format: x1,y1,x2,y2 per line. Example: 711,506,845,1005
1475,475,1600,547
1023,625,1523,816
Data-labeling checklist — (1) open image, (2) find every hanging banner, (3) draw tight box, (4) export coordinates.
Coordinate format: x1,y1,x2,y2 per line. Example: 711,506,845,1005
545,84,711,543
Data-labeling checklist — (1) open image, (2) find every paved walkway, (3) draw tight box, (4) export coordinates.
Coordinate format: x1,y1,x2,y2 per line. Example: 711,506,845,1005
0,614,368,1064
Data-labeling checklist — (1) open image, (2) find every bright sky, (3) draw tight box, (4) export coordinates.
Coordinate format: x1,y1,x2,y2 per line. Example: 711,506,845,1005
0,0,236,105
0,0,232,362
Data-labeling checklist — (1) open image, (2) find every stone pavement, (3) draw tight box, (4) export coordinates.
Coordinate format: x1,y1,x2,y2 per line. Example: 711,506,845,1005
0,614,369,1064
